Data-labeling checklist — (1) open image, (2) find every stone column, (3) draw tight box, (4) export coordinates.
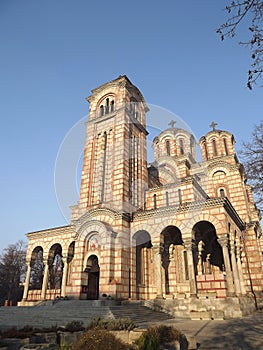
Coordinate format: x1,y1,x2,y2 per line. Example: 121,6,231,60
236,240,247,295
153,244,164,299
22,260,31,301
61,257,69,298
184,239,197,296
218,235,235,296
41,259,49,300
230,241,241,295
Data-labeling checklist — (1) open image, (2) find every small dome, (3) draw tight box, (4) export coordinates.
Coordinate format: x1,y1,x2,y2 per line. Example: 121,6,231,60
199,122,235,161
152,121,196,161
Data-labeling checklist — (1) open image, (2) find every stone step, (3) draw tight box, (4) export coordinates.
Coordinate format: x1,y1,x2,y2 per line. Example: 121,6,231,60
0,300,175,330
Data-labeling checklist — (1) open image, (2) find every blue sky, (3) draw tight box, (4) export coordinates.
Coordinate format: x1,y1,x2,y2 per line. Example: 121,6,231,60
0,0,262,251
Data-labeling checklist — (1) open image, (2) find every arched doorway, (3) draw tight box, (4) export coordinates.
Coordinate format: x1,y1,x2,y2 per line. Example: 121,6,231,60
30,246,44,290
48,244,63,290
161,226,184,295
85,255,100,300
133,231,152,299
192,221,225,297
193,221,224,274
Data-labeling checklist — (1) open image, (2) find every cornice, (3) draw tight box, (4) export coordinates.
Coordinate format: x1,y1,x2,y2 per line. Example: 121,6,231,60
26,225,75,239
133,197,245,230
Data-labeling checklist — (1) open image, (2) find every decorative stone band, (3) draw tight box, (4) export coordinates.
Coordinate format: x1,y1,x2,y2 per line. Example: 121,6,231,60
133,197,245,230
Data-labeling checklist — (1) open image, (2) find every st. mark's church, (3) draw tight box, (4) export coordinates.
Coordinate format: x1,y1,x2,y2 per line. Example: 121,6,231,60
20,76,263,318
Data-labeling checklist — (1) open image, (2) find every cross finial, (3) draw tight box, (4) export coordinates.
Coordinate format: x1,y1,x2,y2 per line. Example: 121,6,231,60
168,120,176,128
210,121,218,131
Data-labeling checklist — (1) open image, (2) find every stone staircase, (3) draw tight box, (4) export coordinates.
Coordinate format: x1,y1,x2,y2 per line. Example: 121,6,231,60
0,300,175,330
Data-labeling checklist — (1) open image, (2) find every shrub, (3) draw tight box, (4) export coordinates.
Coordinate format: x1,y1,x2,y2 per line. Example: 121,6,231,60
132,327,160,350
154,324,184,344
89,317,136,331
72,328,129,350
132,325,185,350
63,320,85,332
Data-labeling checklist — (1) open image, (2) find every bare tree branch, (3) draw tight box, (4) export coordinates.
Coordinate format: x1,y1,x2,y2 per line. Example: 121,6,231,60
240,120,263,210
217,1,263,88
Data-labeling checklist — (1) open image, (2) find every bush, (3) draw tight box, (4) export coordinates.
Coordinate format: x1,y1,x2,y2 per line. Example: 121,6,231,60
63,320,85,332
72,328,129,350
89,317,136,331
132,327,160,350
132,325,185,350
154,324,184,343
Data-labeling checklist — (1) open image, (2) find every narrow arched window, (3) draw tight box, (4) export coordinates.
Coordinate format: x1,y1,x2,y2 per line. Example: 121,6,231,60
166,140,171,156
105,98,109,114
153,194,157,209
110,100,114,112
165,191,169,206
178,189,182,205
223,138,228,155
204,142,208,160
179,138,184,155
219,188,225,197
212,139,217,156
100,105,104,117
130,101,136,115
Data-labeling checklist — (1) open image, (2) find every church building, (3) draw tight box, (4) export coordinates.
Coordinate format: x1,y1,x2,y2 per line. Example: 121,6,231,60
21,76,263,318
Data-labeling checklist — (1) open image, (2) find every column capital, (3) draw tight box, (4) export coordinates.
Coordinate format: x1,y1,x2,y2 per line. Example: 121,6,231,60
218,234,229,248
184,238,195,251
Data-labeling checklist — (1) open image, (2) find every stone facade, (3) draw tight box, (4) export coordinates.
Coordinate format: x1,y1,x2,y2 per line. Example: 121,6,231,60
21,76,263,318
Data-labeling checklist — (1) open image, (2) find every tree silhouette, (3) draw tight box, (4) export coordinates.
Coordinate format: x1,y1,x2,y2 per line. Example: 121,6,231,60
217,1,263,89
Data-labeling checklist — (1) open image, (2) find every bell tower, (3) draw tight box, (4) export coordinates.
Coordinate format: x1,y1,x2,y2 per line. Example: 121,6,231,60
77,76,149,216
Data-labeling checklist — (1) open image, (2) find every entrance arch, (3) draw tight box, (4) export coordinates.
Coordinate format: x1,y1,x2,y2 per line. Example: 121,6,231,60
161,226,184,295
85,255,100,300
192,221,224,274
192,221,226,297
133,230,152,299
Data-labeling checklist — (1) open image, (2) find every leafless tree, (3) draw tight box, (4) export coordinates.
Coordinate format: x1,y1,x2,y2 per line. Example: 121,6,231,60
49,254,63,290
0,240,26,305
217,1,263,89
240,121,263,211
30,249,44,290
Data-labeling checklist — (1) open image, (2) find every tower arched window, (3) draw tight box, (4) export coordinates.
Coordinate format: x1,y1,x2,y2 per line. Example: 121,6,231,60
130,101,136,116
165,191,169,206
153,194,157,209
166,140,171,156
105,98,109,114
179,138,184,155
212,139,217,156
219,188,226,198
223,138,228,155
110,100,114,112
204,142,208,160
178,189,182,205
100,105,104,117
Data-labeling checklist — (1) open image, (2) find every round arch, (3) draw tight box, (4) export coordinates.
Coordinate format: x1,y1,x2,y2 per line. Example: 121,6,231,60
192,220,224,272
85,254,100,300
161,226,184,294
47,243,63,290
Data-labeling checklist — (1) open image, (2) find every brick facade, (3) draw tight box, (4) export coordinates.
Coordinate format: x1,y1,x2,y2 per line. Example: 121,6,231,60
21,76,263,317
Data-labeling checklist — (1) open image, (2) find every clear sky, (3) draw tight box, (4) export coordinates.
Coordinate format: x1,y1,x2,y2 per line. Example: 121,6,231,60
0,0,262,251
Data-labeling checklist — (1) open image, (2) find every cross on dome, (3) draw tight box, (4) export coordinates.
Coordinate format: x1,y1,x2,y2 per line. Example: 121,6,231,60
168,120,176,128
210,121,218,131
